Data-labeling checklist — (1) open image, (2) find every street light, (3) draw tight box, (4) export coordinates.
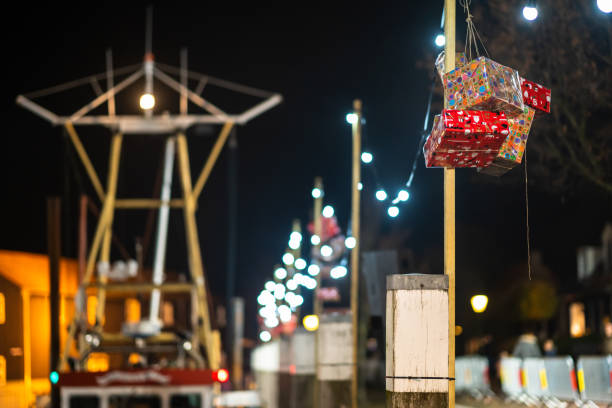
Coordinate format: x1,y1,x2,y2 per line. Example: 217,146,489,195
598,0,612,13
435,33,446,47
303,314,320,331
361,152,373,164
139,93,155,110
522,1,538,21
470,295,489,313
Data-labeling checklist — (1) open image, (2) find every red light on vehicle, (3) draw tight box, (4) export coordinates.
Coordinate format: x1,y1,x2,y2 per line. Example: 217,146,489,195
214,369,229,383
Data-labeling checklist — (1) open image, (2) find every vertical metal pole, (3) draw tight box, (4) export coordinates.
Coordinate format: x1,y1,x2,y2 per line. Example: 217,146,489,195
443,1,456,407
227,128,238,381
78,195,88,284
106,49,115,117
149,137,176,322
47,197,61,408
231,297,244,388
313,177,323,408
350,99,362,408
144,6,154,118
180,48,188,115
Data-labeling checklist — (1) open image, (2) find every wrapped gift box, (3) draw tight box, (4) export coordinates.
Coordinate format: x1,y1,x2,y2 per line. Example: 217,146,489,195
521,77,551,114
443,56,524,117
423,109,509,168
479,106,536,176
435,51,467,79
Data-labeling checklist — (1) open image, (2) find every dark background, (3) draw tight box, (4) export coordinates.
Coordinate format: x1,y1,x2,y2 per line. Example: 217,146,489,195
2,2,611,345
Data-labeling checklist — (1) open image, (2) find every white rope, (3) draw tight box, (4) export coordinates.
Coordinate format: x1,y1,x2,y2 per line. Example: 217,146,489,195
459,0,489,60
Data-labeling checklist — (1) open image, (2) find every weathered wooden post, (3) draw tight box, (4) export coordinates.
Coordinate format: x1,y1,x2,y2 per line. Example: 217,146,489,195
317,312,353,408
386,274,449,407
291,328,315,408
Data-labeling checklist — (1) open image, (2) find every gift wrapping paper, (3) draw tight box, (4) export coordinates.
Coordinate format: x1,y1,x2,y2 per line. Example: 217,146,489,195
435,51,468,79
521,77,551,114
479,106,536,176
423,109,509,168
443,56,524,117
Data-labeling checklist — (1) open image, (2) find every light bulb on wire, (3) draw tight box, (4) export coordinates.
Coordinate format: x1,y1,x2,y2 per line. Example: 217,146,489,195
375,189,388,201
139,93,155,110
322,205,335,218
388,206,400,218
598,0,612,13
435,34,445,47
346,113,358,124
522,1,538,20
398,190,410,202
361,152,373,164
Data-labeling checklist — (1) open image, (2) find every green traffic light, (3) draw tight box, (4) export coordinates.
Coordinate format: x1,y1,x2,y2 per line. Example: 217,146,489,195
50,371,59,384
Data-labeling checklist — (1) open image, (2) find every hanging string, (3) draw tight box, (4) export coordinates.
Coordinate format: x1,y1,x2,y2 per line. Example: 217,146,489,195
460,0,490,60
524,154,532,280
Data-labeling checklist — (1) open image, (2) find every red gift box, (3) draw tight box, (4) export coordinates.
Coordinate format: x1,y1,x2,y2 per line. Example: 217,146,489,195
520,78,551,114
423,110,509,168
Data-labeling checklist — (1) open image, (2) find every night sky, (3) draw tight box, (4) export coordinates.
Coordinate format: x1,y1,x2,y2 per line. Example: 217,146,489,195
3,3,611,342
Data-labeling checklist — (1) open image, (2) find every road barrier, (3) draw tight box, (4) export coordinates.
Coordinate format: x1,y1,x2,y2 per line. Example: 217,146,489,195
577,355,612,404
455,356,492,398
522,357,549,399
500,357,524,400
543,356,580,404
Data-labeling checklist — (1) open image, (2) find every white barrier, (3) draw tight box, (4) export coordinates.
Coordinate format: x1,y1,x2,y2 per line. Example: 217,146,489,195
455,356,491,397
577,355,612,404
500,357,524,399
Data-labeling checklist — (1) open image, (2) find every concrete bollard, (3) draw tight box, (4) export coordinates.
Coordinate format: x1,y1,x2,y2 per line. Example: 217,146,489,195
317,312,353,408
251,340,280,408
290,328,315,408
386,274,449,407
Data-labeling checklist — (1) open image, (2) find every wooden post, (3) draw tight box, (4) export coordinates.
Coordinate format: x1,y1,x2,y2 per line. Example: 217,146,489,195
313,177,323,408
350,99,362,408
47,197,61,408
386,274,449,407
317,313,353,408
443,1,457,407
176,133,217,369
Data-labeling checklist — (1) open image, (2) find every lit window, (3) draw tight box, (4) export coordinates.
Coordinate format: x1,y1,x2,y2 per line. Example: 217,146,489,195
86,352,109,372
0,355,5,386
87,296,97,326
570,302,586,338
162,301,174,326
0,293,5,324
125,298,141,324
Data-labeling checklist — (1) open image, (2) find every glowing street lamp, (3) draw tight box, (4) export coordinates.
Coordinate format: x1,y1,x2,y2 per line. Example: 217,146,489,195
303,314,320,331
470,295,489,313
139,93,155,110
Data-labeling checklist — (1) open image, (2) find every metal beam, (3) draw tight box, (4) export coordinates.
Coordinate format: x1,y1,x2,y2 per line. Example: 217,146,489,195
193,121,235,200
86,282,194,294
64,122,105,201
115,198,184,209
236,94,283,124
15,95,60,124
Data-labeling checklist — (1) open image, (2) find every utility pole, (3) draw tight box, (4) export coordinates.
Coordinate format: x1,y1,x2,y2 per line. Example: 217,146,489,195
350,99,362,408
443,1,457,407
313,176,323,408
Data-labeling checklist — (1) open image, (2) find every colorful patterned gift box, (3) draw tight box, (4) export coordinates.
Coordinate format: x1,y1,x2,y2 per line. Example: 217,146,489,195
423,109,510,168
435,51,468,79
521,77,551,114
443,56,524,117
479,106,536,176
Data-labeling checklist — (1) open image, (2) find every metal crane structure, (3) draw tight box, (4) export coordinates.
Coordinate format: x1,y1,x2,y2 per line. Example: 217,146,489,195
16,9,282,373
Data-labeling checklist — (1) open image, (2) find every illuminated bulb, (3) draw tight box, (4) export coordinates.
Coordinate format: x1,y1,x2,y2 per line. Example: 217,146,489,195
139,93,155,110
303,277,317,290
303,314,319,331
259,306,276,319
321,245,333,257
265,281,276,291
598,0,612,12
257,290,275,306
274,267,287,280
260,331,272,342
288,239,300,250
361,152,373,164
376,189,387,201
322,205,334,218
278,305,292,323
264,316,279,328
471,295,489,313
294,294,304,306
183,341,192,351
311,235,321,245
522,5,538,20
308,264,320,276
290,231,302,243
294,258,307,270
358,182,363,191
435,34,445,47
398,190,410,202
274,283,286,300
286,279,298,291
282,253,295,265
49,371,59,385
330,265,348,279
388,206,400,218
345,236,356,249
312,187,323,198
346,113,358,124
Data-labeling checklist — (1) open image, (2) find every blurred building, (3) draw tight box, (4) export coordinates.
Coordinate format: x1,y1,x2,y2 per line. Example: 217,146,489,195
558,224,612,354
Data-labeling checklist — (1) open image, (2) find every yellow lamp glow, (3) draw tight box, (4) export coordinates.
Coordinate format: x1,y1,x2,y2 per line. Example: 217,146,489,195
139,93,155,110
303,314,319,332
470,295,488,313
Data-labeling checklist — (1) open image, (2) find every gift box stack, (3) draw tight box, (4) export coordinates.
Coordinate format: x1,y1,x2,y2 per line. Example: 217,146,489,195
424,53,551,175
